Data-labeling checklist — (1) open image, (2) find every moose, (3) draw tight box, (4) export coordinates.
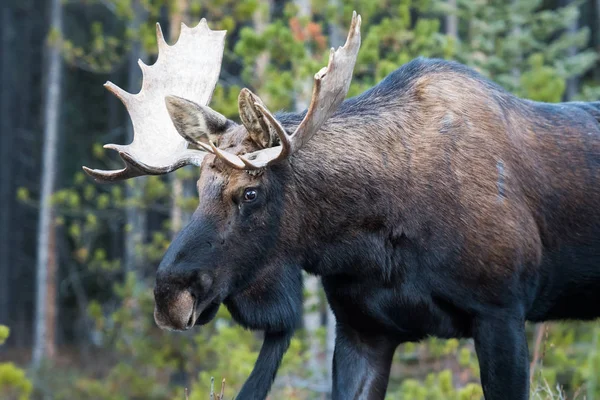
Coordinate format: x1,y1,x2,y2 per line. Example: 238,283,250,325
83,12,600,400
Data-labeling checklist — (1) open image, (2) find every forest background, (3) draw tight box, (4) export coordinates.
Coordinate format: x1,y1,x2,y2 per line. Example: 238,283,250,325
1,0,600,398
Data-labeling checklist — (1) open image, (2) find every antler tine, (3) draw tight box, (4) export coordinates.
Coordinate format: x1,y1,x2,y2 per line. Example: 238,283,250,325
230,11,361,170
209,141,246,169
293,10,361,149
83,19,226,182
82,148,208,182
155,22,168,52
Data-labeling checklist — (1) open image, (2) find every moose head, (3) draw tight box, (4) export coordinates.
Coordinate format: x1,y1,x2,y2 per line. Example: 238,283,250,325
84,14,361,332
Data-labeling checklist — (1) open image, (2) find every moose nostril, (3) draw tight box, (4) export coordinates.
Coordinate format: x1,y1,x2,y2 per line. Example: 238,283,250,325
186,309,195,328
154,290,195,331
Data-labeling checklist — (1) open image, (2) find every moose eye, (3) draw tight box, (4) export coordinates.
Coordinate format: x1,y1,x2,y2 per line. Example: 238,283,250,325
243,188,258,202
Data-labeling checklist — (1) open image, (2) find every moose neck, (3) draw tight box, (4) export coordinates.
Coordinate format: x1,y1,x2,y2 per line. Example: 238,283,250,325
278,108,413,277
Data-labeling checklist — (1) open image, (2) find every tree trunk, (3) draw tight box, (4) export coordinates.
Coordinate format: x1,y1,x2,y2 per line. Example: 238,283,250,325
325,304,336,394
44,215,58,360
511,0,522,86
303,274,322,381
445,0,458,39
169,0,188,237
253,0,272,95
596,0,600,85
565,0,579,100
294,0,313,112
107,70,122,259
325,4,342,394
587,325,600,399
0,3,14,329
170,177,184,234
294,0,323,386
124,0,147,274
32,0,62,368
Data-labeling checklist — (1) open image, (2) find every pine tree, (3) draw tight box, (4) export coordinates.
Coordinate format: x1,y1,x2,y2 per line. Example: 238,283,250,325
456,0,598,102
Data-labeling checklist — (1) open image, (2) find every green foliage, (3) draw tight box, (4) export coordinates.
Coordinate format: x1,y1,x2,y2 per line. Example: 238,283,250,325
532,322,600,398
0,326,33,400
232,0,456,105
455,0,599,99
0,364,32,400
53,274,182,400
61,21,126,73
16,188,30,203
389,370,483,400
0,325,9,345
387,339,483,399
42,272,310,400
521,54,566,102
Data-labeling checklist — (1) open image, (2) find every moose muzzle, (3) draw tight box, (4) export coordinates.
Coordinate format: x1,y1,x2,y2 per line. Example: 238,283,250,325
153,289,196,331
153,266,220,331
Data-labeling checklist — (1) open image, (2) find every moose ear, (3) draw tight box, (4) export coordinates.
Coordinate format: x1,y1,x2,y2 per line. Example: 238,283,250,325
238,88,279,149
165,95,234,145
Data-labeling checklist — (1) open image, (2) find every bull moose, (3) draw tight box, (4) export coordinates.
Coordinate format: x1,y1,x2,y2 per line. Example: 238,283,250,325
83,12,600,400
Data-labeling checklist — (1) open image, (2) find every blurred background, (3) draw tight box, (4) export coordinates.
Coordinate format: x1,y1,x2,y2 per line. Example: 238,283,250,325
1,0,600,398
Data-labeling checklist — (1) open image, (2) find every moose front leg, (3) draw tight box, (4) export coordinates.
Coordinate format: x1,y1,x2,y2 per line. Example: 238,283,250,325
236,330,292,400
472,312,529,400
332,324,397,400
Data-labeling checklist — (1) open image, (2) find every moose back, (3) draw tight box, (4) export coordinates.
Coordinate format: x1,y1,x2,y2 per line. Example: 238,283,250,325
84,13,600,400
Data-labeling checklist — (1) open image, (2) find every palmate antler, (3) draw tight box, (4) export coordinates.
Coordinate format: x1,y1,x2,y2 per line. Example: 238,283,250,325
83,20,226,182
213,12,362,170
84,13,361,180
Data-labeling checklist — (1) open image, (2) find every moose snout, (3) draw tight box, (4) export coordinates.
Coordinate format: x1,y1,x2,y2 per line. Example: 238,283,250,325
153,215,220,330
153,269,214,331
153,290,196,331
